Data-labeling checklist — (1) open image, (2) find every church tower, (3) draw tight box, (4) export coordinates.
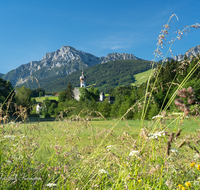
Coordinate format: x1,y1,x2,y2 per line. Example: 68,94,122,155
80,71,86,87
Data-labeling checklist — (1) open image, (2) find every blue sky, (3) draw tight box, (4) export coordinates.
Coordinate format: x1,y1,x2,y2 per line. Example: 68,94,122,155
1,0,200,74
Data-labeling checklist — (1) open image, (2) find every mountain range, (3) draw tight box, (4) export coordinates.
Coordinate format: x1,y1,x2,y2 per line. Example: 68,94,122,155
2,44,200,91
2,46,141,87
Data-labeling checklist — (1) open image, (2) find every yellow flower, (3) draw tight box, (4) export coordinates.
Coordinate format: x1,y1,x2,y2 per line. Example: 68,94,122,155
190,162,195,167
178,184,183,188
177,184,186,190
185,181,191,188
138,179,141,183
197,164,200,171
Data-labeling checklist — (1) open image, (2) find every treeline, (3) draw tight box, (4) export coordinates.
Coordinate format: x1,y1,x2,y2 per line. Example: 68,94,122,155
53,56,200,119
1,56,200,120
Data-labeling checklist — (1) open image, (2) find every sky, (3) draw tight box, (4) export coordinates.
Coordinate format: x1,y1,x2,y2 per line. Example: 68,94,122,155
0,0,200,74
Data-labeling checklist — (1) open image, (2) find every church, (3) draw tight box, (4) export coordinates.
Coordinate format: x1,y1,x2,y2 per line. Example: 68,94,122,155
74,71,115,103
73,71,87,101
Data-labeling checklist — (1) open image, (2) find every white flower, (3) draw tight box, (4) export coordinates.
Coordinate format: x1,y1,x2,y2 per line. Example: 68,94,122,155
99,169,109,175
46,183,57,187
194,153,200,160
9,122,16,125
4,135,16,140
193,181,199,186
148,131,166,140
5,160,12,164
129,150,140,157
170,148,179,155
152,115,163,119
20,134,28,138
165,180,173,187
106,145,115,151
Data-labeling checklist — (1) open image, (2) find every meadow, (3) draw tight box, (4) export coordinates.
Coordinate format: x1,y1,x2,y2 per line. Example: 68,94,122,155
1,14,200,189
35,96,59,103
1,115,200,189
132,69,153,86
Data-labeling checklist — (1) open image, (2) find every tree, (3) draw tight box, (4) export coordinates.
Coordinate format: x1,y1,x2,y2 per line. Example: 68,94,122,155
39,92,43,97
15,86,32,109
59,91,67,102
48,102,57,115
79,87,100,102
42,98,51,116
98,98,111,118
31,88,45,97
0,77,14,104
66,82,74,101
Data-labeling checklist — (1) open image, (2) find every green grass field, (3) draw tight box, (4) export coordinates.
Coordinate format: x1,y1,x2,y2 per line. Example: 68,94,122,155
35,96,59,103
1,114,200,189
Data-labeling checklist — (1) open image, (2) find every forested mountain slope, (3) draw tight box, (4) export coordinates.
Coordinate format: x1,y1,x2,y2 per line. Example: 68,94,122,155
22,59,152,93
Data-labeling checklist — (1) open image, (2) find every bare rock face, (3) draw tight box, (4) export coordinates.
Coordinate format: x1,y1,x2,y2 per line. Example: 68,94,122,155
174,44,200,61
159,44,200,63
3,46,141,86
100,53,141,64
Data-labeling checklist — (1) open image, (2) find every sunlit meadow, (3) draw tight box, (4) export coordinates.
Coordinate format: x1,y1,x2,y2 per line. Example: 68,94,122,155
1,14,200,189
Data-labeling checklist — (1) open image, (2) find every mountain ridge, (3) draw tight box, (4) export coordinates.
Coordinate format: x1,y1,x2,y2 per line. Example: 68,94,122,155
3,46,141,86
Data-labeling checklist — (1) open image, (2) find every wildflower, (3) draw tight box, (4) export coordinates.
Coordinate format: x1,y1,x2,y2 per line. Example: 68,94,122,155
197,164,200,171
4,135,16,140
159,34,165,39
194,181,199,186
138,179,142,183
165,180,173,188
54,145,59,151
99,169,109,175
170,148,179,155
185,182,191,188
165,24,169,29
152,114,163,119
5,160,12,164
106,145,115,151
177,184,186,190
178,184,183,188
190,162,195,167
148,131,166,140
46,183,57,187
129,150,140,157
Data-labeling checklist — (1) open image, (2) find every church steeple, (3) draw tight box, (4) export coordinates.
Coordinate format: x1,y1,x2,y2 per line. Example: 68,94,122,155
80,71,86,87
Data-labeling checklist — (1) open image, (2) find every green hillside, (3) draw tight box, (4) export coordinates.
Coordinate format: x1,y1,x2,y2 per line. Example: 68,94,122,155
21,59,152,93
132,69,153,86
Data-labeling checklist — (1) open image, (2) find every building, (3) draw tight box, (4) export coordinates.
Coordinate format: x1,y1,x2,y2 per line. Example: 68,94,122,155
80,71,86,87
108,96,115,104
100,92,105,102
99,92,115,104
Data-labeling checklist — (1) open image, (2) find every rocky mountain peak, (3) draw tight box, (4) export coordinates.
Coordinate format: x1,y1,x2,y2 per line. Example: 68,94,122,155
100,53,141,64
173,44,200,61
